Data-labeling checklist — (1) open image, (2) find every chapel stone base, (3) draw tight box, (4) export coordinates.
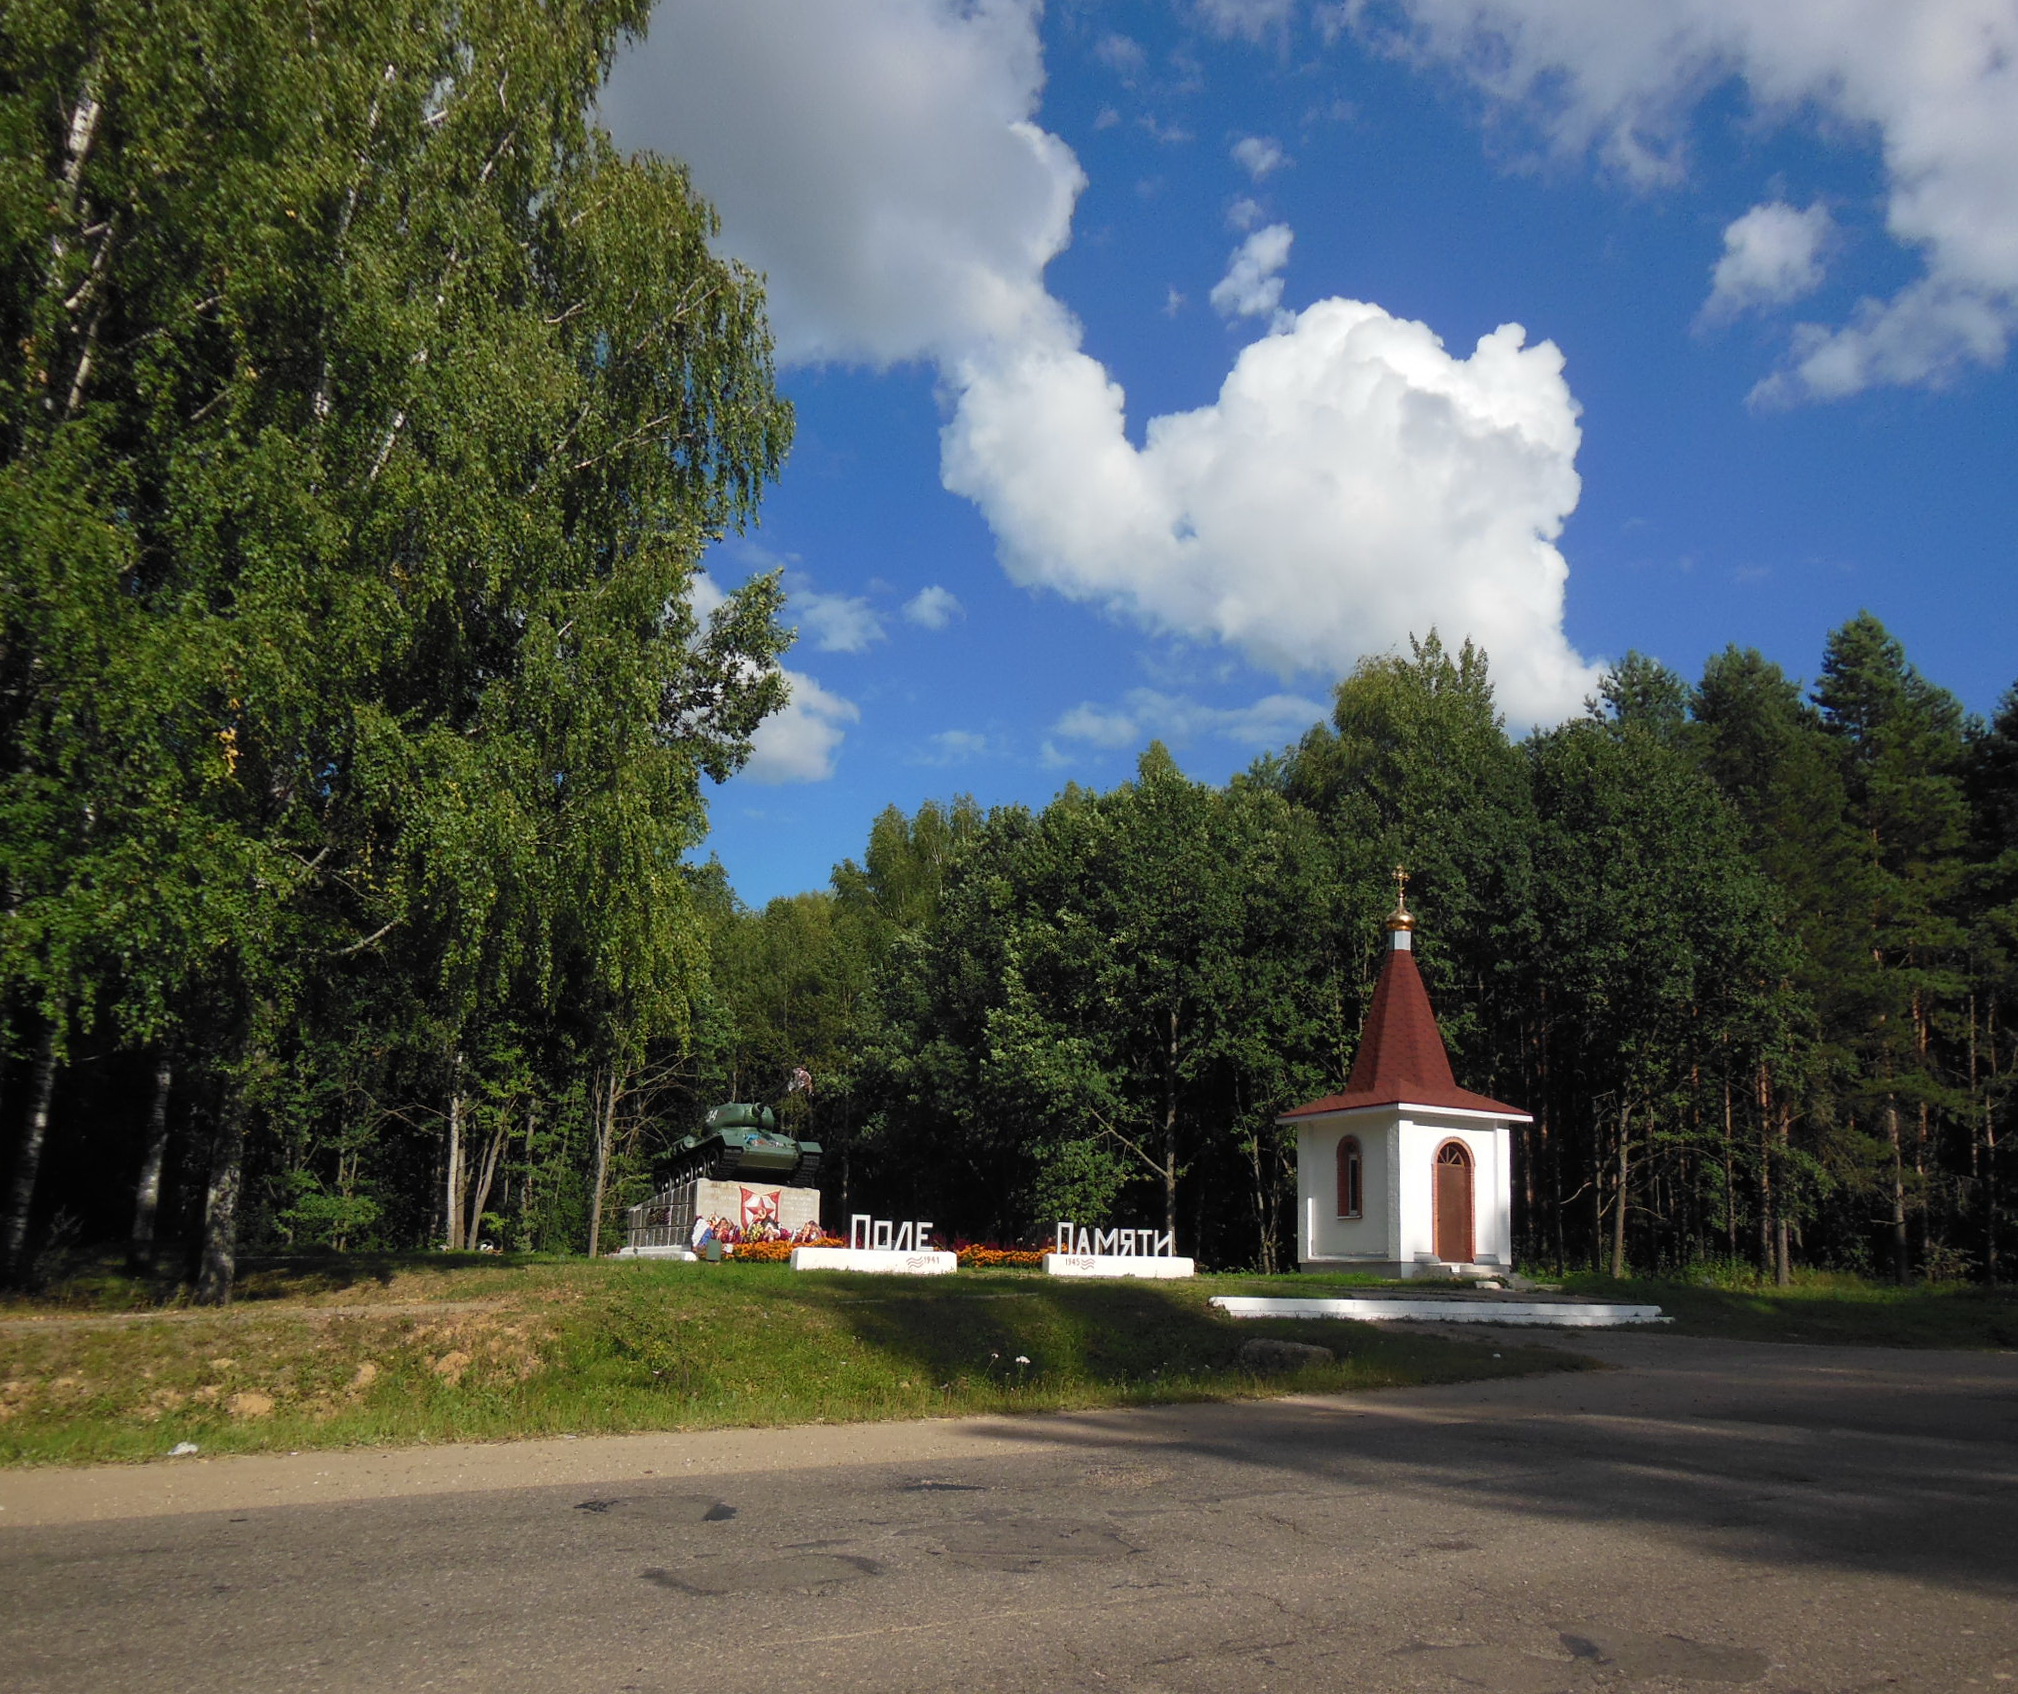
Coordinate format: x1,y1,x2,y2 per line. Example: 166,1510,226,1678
1300,1257,1506,1281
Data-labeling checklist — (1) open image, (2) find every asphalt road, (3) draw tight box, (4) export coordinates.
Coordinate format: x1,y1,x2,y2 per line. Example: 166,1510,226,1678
3,1330,2015,1694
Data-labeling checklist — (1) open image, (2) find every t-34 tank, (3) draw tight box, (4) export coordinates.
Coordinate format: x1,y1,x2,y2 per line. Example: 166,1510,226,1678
665,1102,822,1189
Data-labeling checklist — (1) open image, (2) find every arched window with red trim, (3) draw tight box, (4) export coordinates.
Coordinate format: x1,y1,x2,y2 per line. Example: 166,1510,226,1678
1336,1135,1363,1219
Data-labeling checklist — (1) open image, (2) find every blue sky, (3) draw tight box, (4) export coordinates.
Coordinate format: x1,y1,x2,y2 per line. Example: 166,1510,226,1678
602,1,2018,906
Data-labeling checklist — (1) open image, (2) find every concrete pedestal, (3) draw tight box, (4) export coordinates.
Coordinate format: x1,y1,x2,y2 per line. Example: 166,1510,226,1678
1045,1254,1195,1279
1210,1295,1667,1327
789,1246,956,1276
625,1177,821,1255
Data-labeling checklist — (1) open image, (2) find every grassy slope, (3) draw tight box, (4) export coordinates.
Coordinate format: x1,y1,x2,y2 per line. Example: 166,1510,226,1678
0,1256,1585,1468
1558,1270,2018,1349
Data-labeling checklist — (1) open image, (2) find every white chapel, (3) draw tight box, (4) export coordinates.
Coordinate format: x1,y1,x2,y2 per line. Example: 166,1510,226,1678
1280,877,1529,1278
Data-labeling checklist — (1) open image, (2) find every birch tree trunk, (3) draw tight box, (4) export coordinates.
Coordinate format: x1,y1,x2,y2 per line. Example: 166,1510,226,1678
194,1093,248,1306
519,1098,539,1252
2,1026,59,1283
587,1066,618,1258
1610,1107,1631,1279
443,1056,464,1250
465,1128,506,1250
1161,1010,1179,1242
127,1054,173,1273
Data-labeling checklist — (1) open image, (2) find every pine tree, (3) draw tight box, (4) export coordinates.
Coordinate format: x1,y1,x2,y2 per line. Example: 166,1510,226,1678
1814,614,1971,1278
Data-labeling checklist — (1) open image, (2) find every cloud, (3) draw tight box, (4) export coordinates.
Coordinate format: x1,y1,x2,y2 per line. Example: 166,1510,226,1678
601,0,1082,366
913,728,992,765
1053,702,1141,749
1227,195,1266,231
1357,0,2018,397
943,300,1601,724
1053,688,1328,753
1231,134,1288,180
1043,689,1329,772
1211,223,1296,321
690,573,860,782
688,569,729,623
609,0,1602,724
902,584,965,629
741,670,861,783
1196,0,1297,40
1095,33,1147,76
1702,200,1832,322
793,587,887,653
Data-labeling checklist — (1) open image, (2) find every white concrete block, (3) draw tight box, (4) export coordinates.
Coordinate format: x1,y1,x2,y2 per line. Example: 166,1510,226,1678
612,1246,697,1261
1045,1254,1196,1279
789,1246,956,1276
1209,1295,1668,1327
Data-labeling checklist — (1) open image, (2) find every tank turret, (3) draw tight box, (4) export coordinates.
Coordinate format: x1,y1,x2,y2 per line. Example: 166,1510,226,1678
664,1102,823,1189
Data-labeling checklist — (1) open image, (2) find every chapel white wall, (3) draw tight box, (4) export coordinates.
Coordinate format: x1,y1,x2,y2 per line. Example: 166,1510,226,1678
1395,1115,1510,1268
1295,1113,1397,1263
1296,1110,1513,1272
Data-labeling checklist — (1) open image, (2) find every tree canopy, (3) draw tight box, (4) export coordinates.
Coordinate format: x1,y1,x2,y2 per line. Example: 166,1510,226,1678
1,0,794,1296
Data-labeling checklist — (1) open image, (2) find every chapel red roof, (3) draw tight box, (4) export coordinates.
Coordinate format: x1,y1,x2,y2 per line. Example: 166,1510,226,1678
1280,941,1529,1121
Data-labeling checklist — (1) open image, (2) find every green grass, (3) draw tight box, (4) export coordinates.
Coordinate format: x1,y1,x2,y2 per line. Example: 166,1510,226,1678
0,1254,1587,1468
1558,1268,2018,1349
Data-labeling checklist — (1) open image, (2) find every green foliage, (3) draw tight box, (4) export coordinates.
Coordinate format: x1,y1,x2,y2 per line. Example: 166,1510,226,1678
0,24,2009,1299
0,0,793,1291
811,616,2012,1285
857,749,1343,1264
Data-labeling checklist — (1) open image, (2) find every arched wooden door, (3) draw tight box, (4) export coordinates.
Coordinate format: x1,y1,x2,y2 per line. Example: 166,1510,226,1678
1433,1141,1474,1263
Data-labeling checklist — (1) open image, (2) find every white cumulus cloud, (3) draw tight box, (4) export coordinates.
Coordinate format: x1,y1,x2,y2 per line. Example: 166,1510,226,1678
608,0,1603,723
742,671,861,784
903,585,965,629
601,0,1081,365
1231,134,1288,180
1211,223,1296,321
794,587,887,653
1702,200,1832,322
944,300,1598,722
1359,0,2018,398
691,574,860,782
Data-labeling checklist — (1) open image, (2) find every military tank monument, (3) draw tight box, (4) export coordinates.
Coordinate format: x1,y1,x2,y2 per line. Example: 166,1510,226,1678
619,1102,824,1256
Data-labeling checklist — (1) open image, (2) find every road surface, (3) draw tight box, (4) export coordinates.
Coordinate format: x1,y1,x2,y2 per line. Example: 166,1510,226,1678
3,1330,2015,1693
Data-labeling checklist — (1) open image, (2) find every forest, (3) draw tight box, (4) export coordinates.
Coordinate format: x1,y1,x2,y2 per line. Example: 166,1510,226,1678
700,626,2018,1285
3,0,2014,1300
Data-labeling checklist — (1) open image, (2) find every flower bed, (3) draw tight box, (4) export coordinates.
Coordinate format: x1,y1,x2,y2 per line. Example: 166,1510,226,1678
724,1235,844,1262
955,1243,1051,1270
709,1235,1051,1268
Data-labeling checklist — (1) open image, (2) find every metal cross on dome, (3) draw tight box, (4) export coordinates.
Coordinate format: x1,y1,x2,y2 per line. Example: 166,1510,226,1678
1389,864,1415,931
